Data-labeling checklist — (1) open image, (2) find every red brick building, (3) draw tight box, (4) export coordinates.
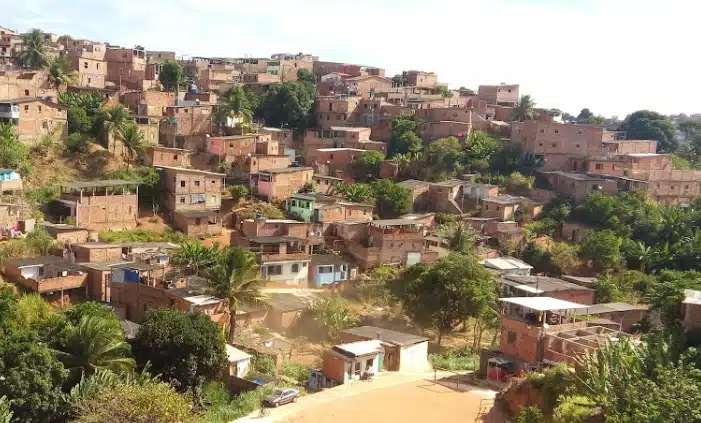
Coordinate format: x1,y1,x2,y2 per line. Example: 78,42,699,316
0,97,67,141
56,180,140,230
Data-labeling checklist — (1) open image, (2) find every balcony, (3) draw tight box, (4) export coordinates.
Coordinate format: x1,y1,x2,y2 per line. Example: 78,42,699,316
0,104,19,120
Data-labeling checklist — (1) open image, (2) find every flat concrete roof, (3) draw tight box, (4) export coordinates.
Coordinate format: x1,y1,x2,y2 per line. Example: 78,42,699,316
500,296,589,311
341,326,429,346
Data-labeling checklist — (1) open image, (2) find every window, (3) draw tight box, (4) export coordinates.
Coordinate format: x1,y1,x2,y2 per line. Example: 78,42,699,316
87,77,91,84
179,197,186,203
538,143,543,147
174,154,178,160
180,180,186,187
24,105,29,111
554,129,559,134
318,266,333,274
84,62,88,69
552,143,556,148
576,144,580,148
496,206,501,211
539,129,544,133
671,185,675,190
292,263,299,272
685,185,690,190
578,130,583,135
37,106,41,112
507,331,517,344
268,265,283,275
96,63,99,69
595,164,603,170
367,358,374,367
195,218,201,225
485,205,490,210
24,89,29,96
194,180,200,187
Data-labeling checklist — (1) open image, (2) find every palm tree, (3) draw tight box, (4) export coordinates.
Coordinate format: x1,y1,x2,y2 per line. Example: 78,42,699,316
205,247,268,343
632,240,653,272
55,316,135,382
512,95,536,121
118,124,144,168
448,223,478,253
216,85,252,127
19,29,48,69
100,104,131,154
48,55,77,89
172,241,218,276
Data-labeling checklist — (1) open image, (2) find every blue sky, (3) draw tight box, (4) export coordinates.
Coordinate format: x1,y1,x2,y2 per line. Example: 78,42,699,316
3,0,700,117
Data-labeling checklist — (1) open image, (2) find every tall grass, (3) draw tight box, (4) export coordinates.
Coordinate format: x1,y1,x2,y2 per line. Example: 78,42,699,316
430,346,479,371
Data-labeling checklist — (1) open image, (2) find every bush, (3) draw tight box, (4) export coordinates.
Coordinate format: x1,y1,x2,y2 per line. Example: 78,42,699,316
251,354,277,377
281,361,311,383
64,133,90,153
517,406,544,423
230,184,249,204
429,346,478,370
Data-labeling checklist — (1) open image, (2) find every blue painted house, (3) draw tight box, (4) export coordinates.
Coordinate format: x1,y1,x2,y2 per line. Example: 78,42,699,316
310,254,353,288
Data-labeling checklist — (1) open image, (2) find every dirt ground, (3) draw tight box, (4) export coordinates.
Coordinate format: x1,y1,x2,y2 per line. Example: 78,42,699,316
279,377,504,423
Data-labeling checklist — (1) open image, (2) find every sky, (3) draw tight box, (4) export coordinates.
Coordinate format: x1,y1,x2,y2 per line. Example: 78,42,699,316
3,0,700,117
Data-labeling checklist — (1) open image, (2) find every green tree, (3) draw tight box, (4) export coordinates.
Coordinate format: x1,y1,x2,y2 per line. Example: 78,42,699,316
171,241,219,276
446,222,478,254
261,81,316,131
512,95,536,121
392,253,497,345
25,227,57,255
230,184,249,204
0,329,68,422
118,124,145,168
372,179,411,218
0,122,15,141
352,150,385,179
579,229,622,273
619,110,677,152
132,308,227,391
14,294,52,329
64,301,122,331
19,29,48,69
205,247,268,343
71,378,195,423
48,55,77,88
0,125,30,174
387,115,423,157
464,131,498,172
335,182,373,203
54,316,134,382
216,85,253,126
391,73,408,87
159,60,187,91
67,107,94,135
296,68,316,85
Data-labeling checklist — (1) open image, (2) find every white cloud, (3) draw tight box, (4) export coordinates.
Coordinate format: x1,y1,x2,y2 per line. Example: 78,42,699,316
4,0,700,116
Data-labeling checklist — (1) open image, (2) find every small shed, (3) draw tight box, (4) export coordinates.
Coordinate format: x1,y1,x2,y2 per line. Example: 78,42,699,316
340,326,430,372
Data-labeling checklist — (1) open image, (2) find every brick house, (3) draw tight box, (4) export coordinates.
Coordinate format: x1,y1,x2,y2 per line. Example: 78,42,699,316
0,70,57,101
495,297,631,369
120,90,175,117
404,71,438,88
319,340,384,385
105,47,156,90
144,146,192,168
305,148,365,178
477,84,519,106
40,222,90,244
339,219,439,269
67,53,106,89
481,196,543,221
56,180,140,230
498,274,595,305
229,154,292,181
542,171,619,202
160,166,225,237
511,121,616,171
3,256,88,304
344,75,392,98
207,134,261,158
397,180,431,212
312,174,343,195
286,193,373,224
260,127,294,146
249,167,314,201
0,97,67,141
160,104,214,147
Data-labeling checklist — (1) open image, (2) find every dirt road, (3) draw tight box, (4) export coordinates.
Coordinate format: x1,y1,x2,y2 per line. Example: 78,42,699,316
243,372,503,423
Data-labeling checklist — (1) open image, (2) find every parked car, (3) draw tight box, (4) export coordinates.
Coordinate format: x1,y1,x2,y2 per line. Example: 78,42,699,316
263,388,300,407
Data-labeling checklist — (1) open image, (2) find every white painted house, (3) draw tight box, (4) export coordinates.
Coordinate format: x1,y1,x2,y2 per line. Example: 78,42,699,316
226,344,252,378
